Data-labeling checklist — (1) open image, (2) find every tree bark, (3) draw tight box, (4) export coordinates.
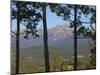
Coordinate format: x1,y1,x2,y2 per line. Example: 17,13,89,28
74,5,78,70
42,3,50,72
16,2,20,74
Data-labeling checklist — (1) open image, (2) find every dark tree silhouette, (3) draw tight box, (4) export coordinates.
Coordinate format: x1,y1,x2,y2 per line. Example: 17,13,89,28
42,3,50,72
15,2,20,74
73,5,78,70
76,5,96,68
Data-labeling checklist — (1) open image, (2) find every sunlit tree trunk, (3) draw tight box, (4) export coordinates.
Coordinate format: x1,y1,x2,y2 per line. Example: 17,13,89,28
74,5,78,70
42,3,50,72
16,2,20,74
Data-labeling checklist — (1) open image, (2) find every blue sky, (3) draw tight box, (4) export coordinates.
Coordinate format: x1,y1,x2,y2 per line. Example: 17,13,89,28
12,4,93,31
12,6,68,30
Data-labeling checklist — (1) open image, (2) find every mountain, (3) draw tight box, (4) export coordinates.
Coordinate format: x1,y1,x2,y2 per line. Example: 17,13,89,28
12,24,73,47
11,24,90,59
47,25,73,41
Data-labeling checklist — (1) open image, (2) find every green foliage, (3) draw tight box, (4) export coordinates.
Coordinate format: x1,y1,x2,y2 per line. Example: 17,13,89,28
89,43,96,69
11,1,42,39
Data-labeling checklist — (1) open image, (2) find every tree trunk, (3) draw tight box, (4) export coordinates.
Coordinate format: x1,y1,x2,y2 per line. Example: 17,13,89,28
16,2,20,74
74,5,78,70
42,3,50,72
